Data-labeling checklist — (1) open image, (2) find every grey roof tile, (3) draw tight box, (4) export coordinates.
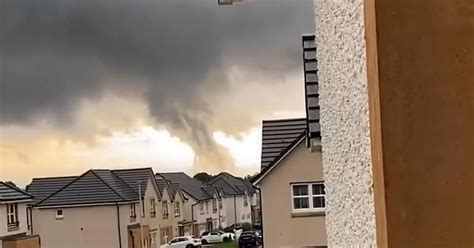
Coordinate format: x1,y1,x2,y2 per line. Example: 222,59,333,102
158,172,212,200
112,168,154,198
0,181,33,202
209,173,255,195
261,118,306,171
27,176,77,204
92,170,137,201
36,170,133,207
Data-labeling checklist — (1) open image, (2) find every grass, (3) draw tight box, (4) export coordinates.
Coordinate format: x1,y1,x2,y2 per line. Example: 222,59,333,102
207,241,238,248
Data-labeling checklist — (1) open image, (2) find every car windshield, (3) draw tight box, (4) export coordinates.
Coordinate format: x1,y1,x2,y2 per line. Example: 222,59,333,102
218,231,225,234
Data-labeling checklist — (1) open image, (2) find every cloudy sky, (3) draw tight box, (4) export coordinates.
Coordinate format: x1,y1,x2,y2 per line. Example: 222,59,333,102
0,0,315,186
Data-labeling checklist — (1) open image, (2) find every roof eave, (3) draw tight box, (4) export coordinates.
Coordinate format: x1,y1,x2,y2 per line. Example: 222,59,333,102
254,135,306,185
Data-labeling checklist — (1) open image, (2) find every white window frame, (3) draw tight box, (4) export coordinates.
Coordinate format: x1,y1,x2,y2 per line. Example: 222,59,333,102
130,203,137,218
56,209,64,219
150,198,156,217
174,201,180,217
7,203,18,224
290,182,325,213
212,199,217,213
243,193,248,207
162,201,169,219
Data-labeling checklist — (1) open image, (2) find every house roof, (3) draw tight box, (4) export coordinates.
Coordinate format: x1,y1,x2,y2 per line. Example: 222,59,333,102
112,168,155,198
261,118,307,171
30,168,158,207
27,176,77,204
157,172,212,201
253,131,306,185
209,172,255,195
0,181,33,202
35,170,140,207
156,178,176,201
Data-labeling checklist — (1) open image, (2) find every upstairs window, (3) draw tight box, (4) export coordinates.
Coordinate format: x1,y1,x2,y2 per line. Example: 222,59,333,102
174,202,181,217
212,199,217,213
56,209,64,220
150,198,156,217
6,203,19,231
162,201,169,219
291,182,325,213
243,193,248,207
218,198,223,209
130,203,137,219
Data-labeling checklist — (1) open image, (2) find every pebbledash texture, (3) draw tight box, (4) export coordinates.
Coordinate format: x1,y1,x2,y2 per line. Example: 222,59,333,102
313,0,377,247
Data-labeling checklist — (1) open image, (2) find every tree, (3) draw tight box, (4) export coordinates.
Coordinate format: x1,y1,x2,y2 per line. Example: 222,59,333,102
193,172,214,183
5,181,17,188
244,173,259,182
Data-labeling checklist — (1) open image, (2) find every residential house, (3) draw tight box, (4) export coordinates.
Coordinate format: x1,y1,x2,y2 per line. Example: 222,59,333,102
157,172,255,237
26,168,163,248
208,173,256,225
0,181,40,248
252,34,327,248
253,118,327,247
154,178,187,244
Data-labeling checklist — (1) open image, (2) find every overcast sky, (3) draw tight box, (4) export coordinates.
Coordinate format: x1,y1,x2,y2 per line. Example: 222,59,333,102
0,0,315,186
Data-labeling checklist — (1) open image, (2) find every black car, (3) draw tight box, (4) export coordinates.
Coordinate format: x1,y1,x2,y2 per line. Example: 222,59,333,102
238,231,262,248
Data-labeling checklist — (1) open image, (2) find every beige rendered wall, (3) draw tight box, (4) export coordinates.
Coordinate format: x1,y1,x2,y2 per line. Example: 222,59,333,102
260,142,327,247
371,0,474,247
32,205,121,248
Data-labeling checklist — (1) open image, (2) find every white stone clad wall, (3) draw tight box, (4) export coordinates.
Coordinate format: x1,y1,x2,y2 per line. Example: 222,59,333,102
313,0,377,247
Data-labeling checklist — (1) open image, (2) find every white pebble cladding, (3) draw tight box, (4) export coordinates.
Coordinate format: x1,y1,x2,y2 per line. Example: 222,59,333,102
313,0,377,247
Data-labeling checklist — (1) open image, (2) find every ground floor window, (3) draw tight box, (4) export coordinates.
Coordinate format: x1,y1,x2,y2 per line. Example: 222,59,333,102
291,182,325,213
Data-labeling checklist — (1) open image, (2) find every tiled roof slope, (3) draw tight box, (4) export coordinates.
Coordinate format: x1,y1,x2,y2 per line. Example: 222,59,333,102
27,176,77,204
261,118,307,171
93,170,137,200
36,170,139,207
0,181,33,202
158,172,212,200
209,173,255,195
112,168,154,198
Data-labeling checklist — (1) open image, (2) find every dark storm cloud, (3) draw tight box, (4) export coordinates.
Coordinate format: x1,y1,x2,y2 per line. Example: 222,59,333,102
0,0,314,171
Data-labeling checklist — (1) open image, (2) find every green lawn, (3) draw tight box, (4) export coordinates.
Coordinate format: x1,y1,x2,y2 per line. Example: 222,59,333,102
207,241,238,248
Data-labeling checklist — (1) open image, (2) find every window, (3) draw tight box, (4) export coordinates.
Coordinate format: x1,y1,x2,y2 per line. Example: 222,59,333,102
141,198,145,218
162,201,169,219
218,198,223,209
130,203,137,218
174,202,180,217
56,209,64,219
199,202,204,213
243,193,248,206
212,199,217,213
150,232,157,248
6,203,19,231
205,201,209,213
291,182,325,213
150,198,156,217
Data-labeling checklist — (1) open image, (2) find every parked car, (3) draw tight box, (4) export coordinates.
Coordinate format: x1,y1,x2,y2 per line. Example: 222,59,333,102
160,236,202,248
238,231,263,248
200,230,234,244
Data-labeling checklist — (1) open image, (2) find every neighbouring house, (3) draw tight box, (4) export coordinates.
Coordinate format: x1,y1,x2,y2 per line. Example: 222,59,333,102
252,34,327,248
154,178,187,244
253,118,327,248
157,172,255,237
26,168,166,248
0,181,40,248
